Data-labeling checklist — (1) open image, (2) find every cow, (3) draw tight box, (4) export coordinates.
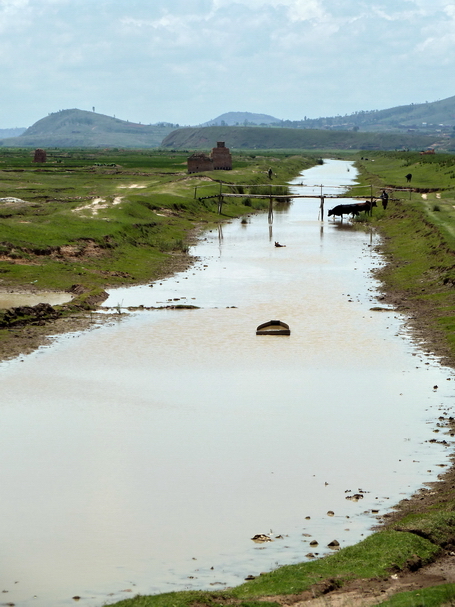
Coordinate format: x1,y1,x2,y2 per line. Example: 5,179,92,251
406,173,412,183
328,204,360,219
328,201,376,220
355,200,377,214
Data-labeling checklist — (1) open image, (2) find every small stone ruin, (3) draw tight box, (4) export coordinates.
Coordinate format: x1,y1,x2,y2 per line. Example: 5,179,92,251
33,148,47,163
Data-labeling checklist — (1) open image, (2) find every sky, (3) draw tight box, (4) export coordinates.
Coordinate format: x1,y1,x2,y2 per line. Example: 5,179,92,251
1,0,455,128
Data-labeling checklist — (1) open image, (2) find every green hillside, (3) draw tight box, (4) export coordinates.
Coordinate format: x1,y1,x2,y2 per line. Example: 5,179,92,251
279,95,455,133
161,125,448,151
0,109,177,148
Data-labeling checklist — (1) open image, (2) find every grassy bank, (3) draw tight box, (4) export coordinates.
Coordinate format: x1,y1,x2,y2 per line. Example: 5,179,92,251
353,151,455,365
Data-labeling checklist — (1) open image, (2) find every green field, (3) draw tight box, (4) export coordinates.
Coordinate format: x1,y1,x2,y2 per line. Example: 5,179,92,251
0,148,316,294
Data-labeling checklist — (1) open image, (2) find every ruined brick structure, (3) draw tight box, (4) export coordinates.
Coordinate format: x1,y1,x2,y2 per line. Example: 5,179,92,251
211,141,232,170
187,152,214,173
187,142,232,173
33,148,47,163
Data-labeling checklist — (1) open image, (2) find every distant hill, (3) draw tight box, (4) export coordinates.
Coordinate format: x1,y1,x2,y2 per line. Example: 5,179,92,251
161,125,447,152
2,94,455,149
0,109,178,148
278,96,455,134
201,111,280,127
0,127,26,138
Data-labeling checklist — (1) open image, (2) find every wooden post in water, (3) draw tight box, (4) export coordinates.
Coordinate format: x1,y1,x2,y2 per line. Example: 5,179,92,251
319,185,324,221
218,181,223,214
268,185,273,222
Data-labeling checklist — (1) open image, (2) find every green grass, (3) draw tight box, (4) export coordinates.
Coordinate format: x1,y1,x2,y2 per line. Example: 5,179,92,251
106,531,439,607
377,584,455,607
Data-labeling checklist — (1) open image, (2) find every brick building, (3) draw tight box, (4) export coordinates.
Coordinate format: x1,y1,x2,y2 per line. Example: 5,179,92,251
187,142,232,173
33,148,47,163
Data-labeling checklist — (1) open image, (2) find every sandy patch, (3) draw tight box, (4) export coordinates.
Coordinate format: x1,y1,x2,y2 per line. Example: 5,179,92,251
117,183,147,189
155,208,177,217
73,196,123,215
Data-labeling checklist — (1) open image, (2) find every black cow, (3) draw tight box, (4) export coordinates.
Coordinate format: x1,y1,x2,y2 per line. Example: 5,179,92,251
328,201,376,219
355,200,377,213
406,173,412,183
328,204,359,219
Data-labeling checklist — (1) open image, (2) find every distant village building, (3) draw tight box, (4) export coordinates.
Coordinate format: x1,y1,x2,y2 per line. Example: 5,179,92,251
187,142,232,173
33,148,46,163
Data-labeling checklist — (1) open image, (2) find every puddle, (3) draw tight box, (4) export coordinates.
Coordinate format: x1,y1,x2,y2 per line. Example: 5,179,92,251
0,291,73,308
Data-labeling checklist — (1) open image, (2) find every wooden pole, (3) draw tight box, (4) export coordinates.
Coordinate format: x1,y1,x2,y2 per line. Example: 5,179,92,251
218,181,223,214
320,196,324,221
269,185,273,222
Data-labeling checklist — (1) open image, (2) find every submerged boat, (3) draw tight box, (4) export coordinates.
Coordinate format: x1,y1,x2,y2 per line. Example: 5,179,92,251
256,320,291,335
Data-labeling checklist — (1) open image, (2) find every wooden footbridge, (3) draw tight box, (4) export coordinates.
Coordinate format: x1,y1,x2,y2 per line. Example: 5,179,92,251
193,181,404,219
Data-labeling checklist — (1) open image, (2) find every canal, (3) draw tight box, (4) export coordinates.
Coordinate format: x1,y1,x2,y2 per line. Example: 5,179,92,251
0,159,453,606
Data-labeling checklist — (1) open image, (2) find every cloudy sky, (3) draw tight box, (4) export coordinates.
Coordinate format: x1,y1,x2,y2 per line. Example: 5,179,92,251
1,0,455,128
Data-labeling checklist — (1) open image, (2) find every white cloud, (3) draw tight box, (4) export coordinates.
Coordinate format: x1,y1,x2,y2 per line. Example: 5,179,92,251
0,0,454,127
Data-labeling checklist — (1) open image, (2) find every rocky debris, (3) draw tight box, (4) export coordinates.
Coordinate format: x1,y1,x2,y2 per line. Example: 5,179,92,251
251,534,272,543
0,197,30,205
0,302,61,327
346,493,364,501
328,539,340,548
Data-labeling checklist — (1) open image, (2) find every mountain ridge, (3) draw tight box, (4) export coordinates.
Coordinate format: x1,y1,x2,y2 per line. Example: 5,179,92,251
1,95,455,148
201,111,280,126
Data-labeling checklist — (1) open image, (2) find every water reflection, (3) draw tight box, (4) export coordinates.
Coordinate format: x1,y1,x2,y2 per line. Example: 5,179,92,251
0,160,453,607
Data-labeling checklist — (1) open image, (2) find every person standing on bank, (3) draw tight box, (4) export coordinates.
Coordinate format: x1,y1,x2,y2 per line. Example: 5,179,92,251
380,190,389,210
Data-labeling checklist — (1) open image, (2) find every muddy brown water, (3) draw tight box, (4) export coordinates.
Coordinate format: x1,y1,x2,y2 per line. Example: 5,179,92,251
0,292,73,308
0,160,454,607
